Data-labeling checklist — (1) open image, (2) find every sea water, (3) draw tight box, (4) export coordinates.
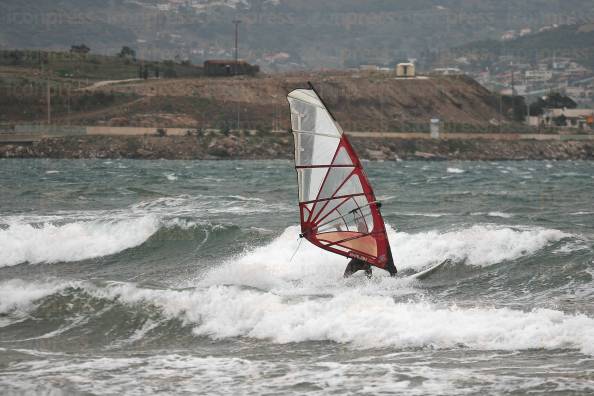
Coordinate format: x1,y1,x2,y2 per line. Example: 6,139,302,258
0,159,593,395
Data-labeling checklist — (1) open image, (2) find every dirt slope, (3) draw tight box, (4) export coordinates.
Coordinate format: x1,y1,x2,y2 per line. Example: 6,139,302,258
83,72,509,130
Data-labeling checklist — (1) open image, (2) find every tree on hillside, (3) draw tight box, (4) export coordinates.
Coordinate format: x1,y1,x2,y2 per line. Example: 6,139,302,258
530,93,577,116
118,46,136,59
502,95,527,122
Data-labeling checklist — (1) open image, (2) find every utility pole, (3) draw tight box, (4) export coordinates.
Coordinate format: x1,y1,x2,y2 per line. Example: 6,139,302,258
47,70,51,125
525,100,528,126
498,90,503,134
236,88,241,131
233,19,241,130
233,19,241,75
67,85,71,125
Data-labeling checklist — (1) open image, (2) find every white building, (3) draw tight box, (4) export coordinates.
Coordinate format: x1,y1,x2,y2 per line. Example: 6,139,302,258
525,70,553,82
396,63,416,77
432,67,463,75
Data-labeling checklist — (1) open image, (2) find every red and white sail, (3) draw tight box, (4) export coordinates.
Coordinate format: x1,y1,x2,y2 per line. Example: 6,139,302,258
287,85,394,270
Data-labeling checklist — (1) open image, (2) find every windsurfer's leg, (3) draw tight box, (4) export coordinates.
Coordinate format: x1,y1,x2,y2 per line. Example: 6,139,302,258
344,259,368,278
364,264,372,279
343,259,357,278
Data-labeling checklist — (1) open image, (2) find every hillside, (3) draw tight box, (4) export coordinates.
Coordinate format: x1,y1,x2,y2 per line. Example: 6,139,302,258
2,1,594,70
0,60,513,131
456,23,594,68
0,50,203,81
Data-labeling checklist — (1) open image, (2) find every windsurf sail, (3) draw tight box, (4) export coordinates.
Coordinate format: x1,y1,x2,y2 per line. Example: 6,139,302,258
287,83,396,273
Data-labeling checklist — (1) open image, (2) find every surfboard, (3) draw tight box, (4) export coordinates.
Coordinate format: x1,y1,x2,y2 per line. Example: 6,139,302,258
411,259,451,280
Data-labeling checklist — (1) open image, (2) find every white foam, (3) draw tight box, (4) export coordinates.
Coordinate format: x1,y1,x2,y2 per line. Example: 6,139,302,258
0,216,160,267
2,351,588,395
471,212,514,219
165,173,178,181
488,211,513,218
0,279,70,314
93,282,594,356
200,224,570,292
201,226,348,290
570,211,594,216
394,225,568,270
394,212,449,218
228,195,265,202
447,167,465,174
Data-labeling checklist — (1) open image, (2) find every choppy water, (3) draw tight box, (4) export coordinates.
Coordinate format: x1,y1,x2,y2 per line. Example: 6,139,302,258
0,159,593,395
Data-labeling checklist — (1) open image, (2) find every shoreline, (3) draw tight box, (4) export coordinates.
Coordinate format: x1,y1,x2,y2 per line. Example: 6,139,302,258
1,135,594,161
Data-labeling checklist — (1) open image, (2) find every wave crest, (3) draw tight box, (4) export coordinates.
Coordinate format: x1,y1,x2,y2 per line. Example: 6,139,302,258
0,216,160,267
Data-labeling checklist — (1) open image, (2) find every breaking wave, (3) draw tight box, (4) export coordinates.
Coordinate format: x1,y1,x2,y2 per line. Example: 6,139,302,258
0,216,252,268
0,207,574,279
393,224,570,269
0,193,288,268
0,220,590,355
3,280,594,356
0,279,73,314
0,216,161,267
204,224,573,290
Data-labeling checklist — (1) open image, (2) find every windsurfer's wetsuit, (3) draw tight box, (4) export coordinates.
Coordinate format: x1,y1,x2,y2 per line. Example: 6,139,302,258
343,249,397,278
343,258,373,278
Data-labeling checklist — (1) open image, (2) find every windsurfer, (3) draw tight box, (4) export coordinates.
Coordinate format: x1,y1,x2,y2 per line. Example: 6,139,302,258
343,249,397,278
343,258,373,278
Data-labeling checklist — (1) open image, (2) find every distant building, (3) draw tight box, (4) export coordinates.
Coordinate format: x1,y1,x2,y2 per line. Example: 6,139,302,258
430,118,441,139
432,67,463,75
525,70,553,82
542,108,594,130
501,30,516,41
359,65,380,71
566,86,594,104
203,60,259,77
396,63,416,78
70,44,90,55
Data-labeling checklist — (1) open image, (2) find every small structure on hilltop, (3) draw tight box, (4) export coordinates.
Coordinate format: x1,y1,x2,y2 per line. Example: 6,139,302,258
70,44,90,55
204,60,259,77
396,62,416,78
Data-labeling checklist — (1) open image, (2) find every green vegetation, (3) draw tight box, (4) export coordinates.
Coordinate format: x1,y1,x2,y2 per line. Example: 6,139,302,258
0,50,203,81
0,76,138,123
457,24,594,68
529,93,578,116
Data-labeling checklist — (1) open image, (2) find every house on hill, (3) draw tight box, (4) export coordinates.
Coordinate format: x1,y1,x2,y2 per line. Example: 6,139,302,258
396,63,416,78
542,108,594,130
203,60,259,77
70,44,90,55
